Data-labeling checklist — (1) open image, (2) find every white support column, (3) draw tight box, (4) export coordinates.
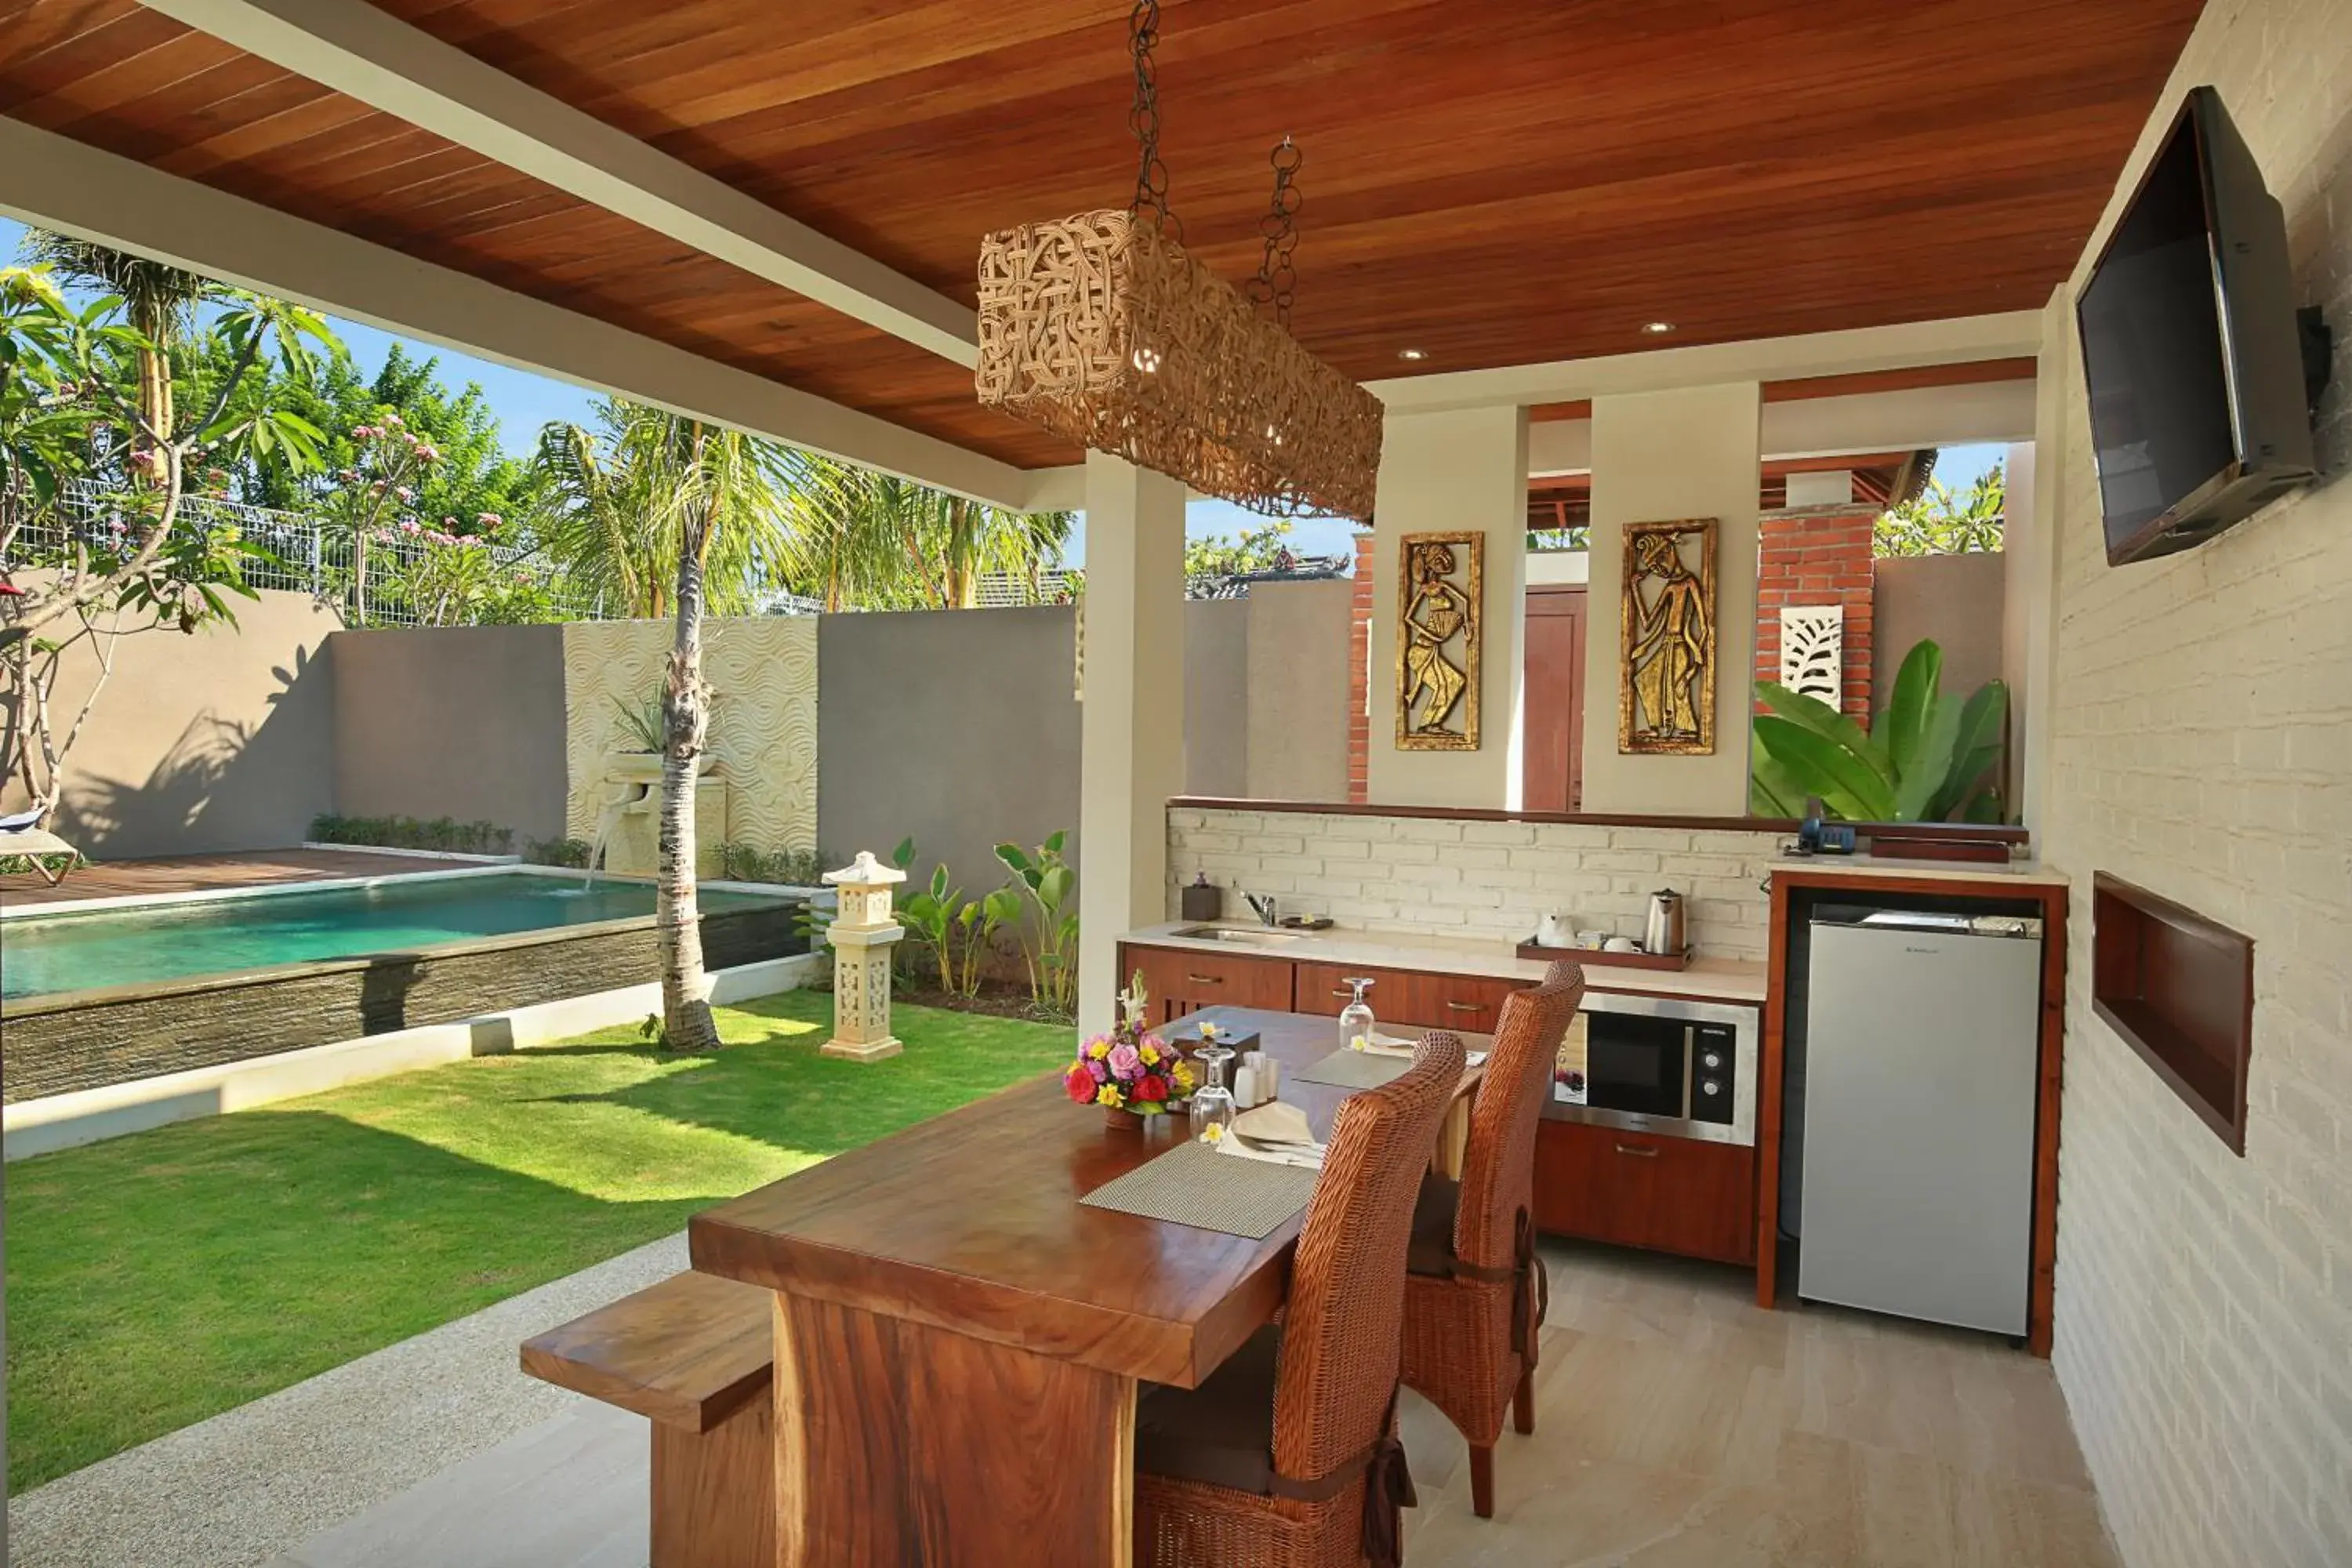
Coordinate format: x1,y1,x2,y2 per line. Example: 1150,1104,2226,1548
1076,454,1188,1038
1366,405,1531,809
2015,283,2070,834
1581,382,1763,815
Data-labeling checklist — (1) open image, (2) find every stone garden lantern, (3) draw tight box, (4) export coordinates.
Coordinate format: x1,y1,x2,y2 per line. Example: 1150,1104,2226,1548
819,850,908,1062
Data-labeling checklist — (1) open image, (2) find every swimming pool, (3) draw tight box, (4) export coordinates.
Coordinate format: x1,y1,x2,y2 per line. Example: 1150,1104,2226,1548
0,870,788,1000
2,870,809,1104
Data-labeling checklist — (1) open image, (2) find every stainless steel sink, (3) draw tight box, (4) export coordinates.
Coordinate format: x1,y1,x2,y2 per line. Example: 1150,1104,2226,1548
1173,925,1306,946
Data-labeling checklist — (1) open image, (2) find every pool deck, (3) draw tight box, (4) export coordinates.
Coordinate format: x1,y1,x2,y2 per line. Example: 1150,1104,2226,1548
0,848,466,910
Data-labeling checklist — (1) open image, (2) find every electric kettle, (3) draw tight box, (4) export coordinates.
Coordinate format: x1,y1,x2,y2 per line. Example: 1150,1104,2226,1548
1643,888,1686,956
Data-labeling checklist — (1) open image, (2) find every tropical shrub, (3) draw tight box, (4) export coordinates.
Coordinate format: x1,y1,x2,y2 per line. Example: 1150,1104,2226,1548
308,813,514,855
716,842,826,887
996,831,1079,1018
1750,639,2008,822
524,836,592,868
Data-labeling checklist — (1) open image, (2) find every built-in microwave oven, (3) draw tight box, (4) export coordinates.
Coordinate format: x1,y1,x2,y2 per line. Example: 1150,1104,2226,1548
1544,991,1758,1146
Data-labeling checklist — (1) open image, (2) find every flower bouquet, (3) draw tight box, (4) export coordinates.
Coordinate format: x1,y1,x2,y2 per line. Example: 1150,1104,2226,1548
1065,971,1197,1122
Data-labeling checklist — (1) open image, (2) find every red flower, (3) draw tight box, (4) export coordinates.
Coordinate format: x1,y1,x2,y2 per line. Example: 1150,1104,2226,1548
1134,1073,1169,1104
1062,1063,1098,1104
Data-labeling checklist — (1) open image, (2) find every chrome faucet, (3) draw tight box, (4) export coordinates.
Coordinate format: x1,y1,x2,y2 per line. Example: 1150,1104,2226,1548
1241,890,1279,927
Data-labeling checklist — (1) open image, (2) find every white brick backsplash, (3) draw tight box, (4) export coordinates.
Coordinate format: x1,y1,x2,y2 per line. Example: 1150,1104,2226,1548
2042,6,2352,1566
1166,807,1781,959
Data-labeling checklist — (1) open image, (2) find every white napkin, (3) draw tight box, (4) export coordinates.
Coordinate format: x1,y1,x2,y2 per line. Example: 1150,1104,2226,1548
1352,1032,1489,1066
1214,1100,1327,1169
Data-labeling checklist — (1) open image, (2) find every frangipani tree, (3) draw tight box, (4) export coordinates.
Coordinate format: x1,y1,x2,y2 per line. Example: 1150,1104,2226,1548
1,260,331,823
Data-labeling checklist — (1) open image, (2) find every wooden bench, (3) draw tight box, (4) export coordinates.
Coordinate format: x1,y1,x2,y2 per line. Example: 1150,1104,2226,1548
521,1270,774,1568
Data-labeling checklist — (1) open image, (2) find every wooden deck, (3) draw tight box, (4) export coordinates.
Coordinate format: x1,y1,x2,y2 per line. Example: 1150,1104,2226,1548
0,848,475,909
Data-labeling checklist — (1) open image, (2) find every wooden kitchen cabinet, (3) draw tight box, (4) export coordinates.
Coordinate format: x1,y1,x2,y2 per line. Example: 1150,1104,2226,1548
1533,1120,1757,1266
1291,961,1530,1036
1117,944,1294,1022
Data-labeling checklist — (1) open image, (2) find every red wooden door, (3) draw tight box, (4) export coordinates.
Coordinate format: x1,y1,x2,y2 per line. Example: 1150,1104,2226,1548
1523,586,1587,812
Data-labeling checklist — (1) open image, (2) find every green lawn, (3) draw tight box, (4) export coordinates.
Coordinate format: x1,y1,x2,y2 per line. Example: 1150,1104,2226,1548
2,992,1072,1493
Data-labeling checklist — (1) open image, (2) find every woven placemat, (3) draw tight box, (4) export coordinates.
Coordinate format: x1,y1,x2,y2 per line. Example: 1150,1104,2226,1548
1080,1139,1319,1239
1291,1048,1417,1090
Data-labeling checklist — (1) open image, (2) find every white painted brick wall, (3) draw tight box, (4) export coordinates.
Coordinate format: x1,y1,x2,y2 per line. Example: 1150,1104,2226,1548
2044,5,2352,1565
1165,808,1778,960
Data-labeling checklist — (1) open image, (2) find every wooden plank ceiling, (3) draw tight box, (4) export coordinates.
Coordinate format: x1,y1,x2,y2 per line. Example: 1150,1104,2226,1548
0,1,2202,471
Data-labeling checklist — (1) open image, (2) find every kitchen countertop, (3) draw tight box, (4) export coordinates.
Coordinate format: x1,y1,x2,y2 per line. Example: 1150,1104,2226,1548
1769,855,2071,887
1120,921,1769,1005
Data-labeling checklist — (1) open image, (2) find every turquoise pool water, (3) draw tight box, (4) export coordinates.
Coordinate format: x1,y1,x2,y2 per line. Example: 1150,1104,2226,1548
0,873,789,1001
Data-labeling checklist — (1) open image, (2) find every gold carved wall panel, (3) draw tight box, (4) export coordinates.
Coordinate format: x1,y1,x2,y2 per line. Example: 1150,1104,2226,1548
1395,531,1483,751
1618,519,1718,756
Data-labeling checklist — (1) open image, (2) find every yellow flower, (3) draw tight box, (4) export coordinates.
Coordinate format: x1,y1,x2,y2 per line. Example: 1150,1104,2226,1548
1096,1084,1124,1109
1139,1043,1161,1066
1173,1063,1196,1090
1200,1123,1225,1145
1088,1040,1111,1060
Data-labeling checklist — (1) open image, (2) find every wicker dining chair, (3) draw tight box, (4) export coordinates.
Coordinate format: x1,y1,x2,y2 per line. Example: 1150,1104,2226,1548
1133,1029,1468,1568
1399,960,1585,1519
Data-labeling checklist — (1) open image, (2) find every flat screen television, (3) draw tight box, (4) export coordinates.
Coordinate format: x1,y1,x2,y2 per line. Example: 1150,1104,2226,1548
2076,86,2318,565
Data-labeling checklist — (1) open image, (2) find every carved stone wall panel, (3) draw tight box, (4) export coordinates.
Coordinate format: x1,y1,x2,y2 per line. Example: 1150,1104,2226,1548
562,618,818,854
1780,605,1845,703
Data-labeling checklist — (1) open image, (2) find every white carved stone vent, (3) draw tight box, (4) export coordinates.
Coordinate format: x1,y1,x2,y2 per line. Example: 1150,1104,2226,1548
1780,605,1845,703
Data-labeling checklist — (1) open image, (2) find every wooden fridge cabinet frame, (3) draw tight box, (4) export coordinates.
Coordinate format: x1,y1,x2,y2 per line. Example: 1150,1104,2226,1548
1753,868,2070,1357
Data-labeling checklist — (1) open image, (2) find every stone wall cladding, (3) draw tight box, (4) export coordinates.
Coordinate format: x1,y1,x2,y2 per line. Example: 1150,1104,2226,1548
1,902,804,1103
1165,806,1777,961
2042,5,2352,1566
1347,531,1375,803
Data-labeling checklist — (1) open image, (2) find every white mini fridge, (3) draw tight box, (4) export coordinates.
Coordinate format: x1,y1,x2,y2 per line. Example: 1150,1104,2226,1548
1799,908,2043,1337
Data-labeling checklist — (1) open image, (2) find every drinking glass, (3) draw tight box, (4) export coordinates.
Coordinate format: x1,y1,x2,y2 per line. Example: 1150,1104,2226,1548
1338,976,1377,1051
1189,1039,1236,1141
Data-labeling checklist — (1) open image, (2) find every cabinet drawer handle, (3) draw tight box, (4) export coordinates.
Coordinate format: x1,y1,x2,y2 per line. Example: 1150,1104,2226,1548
1187,973,1222,985
1331,987,1353,998
1445,1000,1483,1013
1613,1143,1660,1159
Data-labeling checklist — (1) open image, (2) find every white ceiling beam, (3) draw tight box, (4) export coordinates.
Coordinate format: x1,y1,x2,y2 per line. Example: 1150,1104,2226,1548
139,0,982,368
1526,378,2037,477
1369,313,2045,413
0,119,1035,509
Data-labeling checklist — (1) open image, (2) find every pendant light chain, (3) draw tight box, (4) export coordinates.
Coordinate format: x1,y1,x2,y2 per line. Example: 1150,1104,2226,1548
1250,136,1303,327
1127,0,1181,241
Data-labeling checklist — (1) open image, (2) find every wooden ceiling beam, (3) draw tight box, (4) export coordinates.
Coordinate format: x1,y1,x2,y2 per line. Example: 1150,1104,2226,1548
0,117,1039,508
136,0,984,367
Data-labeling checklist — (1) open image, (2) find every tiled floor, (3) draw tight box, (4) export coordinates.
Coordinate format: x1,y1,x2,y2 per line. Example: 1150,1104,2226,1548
0,847,456,908
249,1240,2117,1567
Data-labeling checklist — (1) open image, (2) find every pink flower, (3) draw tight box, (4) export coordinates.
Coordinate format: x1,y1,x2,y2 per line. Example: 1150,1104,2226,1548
383,412,403,428
400,519,422,535
394,486,413,502
1107,1043,1142,1079
351,425,376,441
477,513,502,529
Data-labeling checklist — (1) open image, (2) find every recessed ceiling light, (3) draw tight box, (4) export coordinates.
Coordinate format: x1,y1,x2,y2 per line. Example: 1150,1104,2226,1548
1641,321,1676,336
1396,347,1428,361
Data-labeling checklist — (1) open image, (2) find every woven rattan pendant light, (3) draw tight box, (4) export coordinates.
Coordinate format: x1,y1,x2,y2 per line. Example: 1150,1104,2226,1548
975,1,1384,521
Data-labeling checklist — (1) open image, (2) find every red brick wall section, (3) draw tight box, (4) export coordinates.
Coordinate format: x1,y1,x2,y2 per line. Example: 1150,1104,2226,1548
1348,530,1374,802
1754,506,1877,724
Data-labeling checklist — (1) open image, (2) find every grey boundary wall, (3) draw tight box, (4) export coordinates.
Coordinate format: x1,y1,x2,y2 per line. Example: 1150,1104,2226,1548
5,593,1352,879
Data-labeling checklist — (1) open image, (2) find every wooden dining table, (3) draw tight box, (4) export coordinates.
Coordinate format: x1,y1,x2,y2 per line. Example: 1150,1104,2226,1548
688,1004,1488,1568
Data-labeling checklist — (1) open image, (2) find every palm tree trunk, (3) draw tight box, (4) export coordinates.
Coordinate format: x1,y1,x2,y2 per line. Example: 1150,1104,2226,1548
658,508,721,1051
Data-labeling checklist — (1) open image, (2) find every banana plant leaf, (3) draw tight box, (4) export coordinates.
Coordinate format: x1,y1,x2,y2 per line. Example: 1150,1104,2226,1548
1878,640,1945,786
1752,716,1900,822
1750,746,1813,817
1755,681,1893,786
1892,696,1964,821
1927,680,2010,822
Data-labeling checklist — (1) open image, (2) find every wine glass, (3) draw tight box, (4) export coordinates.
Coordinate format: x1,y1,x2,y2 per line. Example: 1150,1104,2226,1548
1338,977,1377,1051
1189,1022,1237,1141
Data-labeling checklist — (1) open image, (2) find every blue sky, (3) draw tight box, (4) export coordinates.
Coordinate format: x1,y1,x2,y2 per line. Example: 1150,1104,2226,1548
6,215,1998,566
